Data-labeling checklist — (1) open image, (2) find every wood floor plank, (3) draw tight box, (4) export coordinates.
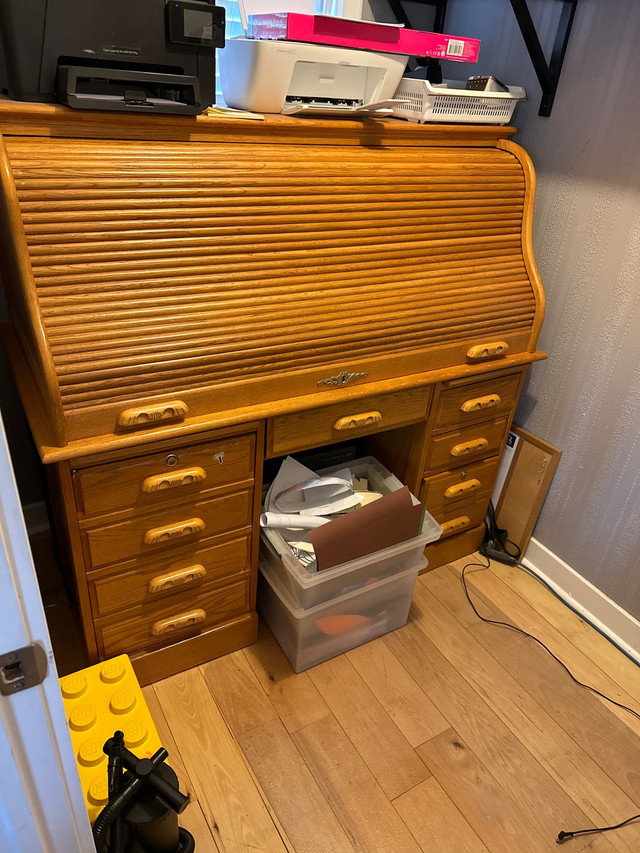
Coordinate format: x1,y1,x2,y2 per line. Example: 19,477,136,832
200,649,277,736
142,683,194,798
152,669,292,853
243,622,331,733
393,775,489,853
416,569,640,853
292,713,423,853
143,684,220,849
346,637,450,748
308,655,430,799
447,559,640,738
178,799,223,852
488,560,640,708
469,604,640,804
383,618,595,846
449,562,640,793
417,728,553,852
239,717,356,853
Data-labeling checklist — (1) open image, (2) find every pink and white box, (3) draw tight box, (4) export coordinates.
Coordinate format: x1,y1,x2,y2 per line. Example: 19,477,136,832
247,13,480,62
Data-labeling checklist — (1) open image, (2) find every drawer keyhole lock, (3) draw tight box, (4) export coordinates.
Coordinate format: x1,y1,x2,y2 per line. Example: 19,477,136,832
165,454,179,467
460,470,468,480
213,451,225,464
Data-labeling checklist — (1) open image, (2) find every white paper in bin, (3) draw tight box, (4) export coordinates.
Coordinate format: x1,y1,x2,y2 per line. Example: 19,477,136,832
258,557,426,672
260,456,441,609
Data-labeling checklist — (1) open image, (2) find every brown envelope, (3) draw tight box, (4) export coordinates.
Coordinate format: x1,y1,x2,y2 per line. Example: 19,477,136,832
309,486,424,572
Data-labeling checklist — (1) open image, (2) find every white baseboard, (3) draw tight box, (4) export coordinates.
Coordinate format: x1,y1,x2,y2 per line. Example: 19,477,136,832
523,538,640,665
22,501,50,536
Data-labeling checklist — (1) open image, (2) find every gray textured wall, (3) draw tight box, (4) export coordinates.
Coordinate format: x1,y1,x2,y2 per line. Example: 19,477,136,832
441,0,640,617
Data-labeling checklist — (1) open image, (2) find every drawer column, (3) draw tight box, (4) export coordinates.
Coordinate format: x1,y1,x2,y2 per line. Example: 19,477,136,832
421,368,528,570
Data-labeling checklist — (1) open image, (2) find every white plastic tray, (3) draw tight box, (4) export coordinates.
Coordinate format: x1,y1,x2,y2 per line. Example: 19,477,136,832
391,78,526,124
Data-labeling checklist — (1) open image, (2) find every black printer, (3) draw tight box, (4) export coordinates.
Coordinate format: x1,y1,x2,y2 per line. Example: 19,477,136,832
0,0,225,114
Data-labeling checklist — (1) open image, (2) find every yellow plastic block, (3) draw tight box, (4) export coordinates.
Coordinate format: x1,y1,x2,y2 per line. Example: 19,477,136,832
59,654,163,825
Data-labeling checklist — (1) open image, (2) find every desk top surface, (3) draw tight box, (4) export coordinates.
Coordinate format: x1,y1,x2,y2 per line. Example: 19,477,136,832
0,99,518,147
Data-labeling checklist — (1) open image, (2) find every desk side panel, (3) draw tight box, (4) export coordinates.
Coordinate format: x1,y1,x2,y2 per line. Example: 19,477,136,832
0,134,66,445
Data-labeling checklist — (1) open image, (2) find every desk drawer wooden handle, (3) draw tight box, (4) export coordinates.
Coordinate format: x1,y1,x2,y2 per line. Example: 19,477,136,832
117,400,189,428
444,479,481,500
450,438,489,458
461,394,501,413
143,518,205,545
467,342,509,361
141,467,206,493
148,565,207,594
333,411,382,431
151,609,206,636
441,516,471,536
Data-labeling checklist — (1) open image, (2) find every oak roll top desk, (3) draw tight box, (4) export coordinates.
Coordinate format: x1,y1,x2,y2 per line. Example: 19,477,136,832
0,103,545,684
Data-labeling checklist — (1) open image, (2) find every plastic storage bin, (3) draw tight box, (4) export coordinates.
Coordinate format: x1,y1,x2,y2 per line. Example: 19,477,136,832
260,456,441,608
391,78,526,124
258,557,426,672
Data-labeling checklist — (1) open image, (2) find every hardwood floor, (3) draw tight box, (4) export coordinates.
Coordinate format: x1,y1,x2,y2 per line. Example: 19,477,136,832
142,556,640,853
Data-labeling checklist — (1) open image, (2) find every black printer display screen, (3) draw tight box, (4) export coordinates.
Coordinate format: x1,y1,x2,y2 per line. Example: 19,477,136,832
167,2,224,49
184,10,213,41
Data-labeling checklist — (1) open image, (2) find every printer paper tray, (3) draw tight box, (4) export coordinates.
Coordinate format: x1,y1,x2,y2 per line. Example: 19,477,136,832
281,98,407,117
57,65,203,115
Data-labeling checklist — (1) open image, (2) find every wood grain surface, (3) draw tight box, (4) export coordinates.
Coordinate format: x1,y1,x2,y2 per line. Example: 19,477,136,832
144,557,640,853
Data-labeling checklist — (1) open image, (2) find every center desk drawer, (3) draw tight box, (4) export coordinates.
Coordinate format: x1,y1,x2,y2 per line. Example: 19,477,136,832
83,489,252,569
425,418,509,472
95,575,251,659
74,434,255,519
88,532,250,618
267,388,430,457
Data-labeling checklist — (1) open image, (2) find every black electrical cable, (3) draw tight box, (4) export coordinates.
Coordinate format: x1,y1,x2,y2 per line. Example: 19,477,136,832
461,556,640,720
460,554,640,844
556,813,640,844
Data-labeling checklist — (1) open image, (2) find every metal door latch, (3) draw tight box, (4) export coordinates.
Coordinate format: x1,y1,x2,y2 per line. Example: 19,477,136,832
0,643,48,695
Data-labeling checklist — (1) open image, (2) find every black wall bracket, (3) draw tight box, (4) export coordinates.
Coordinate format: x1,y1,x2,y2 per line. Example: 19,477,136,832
509,0,579,116
386,0,579,117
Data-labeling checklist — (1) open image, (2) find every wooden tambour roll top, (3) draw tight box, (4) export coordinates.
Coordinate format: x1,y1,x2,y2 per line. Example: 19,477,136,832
0,105,545,460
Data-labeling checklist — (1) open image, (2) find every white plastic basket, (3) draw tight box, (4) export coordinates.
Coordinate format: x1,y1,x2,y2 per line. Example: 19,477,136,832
391,78,526,125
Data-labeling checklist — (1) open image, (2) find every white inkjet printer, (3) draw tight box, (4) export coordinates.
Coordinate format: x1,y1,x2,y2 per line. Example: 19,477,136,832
218,0,418,115
220,38,408,115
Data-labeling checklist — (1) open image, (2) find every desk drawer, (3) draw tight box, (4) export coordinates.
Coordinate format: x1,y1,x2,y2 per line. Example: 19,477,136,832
267,388,430,457
433,373,521,431
420,457,500,514
425,418,508,472
83,488,252,569
74,434,255,519
88,532,251,617
431,496,490,539
95,575,251,658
